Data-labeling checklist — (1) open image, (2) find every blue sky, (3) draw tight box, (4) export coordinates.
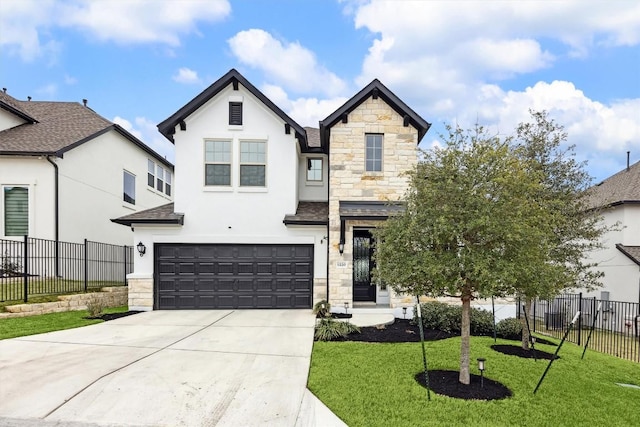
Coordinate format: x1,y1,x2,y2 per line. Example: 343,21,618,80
1,0,639,182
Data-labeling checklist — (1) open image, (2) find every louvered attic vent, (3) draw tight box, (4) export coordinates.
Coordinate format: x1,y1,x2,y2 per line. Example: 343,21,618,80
229,102,243,125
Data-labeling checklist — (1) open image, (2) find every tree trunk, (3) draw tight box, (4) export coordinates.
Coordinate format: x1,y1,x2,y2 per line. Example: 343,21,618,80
521,297,532,350
459,289,472,385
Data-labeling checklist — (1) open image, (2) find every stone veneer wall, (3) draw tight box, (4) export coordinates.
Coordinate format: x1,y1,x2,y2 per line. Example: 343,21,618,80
0,287,128,318
328,96,418,307
128,276,153,311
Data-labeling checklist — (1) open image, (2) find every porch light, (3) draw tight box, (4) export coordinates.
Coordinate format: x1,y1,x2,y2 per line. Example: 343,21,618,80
137,241,146,257
339,243,344,254
477,358,486,388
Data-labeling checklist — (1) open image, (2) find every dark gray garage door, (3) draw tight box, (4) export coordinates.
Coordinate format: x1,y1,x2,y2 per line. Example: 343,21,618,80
154,244,313,309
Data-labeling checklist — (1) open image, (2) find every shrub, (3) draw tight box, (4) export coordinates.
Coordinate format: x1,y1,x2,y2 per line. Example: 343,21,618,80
315,318,360,341
313,300,331,318
86,296,104,318
496,317,523,340
471,308,495,336
414,301,496,335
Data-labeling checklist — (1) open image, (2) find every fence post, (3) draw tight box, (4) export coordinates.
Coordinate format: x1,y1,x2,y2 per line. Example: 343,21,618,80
533,300,537,333
577,293,582,345
84,238,88,293
23,235,28,303
123,245,128,285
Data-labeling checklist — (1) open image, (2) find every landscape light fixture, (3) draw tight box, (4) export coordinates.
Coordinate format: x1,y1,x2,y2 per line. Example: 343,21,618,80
344,301,349,314
477,358,486,388
136,241,146,257
402,307,407,319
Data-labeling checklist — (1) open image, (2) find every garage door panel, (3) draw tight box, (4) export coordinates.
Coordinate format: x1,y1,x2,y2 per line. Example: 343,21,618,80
155,244,313,309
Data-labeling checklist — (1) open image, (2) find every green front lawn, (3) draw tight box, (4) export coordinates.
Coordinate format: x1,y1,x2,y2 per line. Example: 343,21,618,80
0,306,129,340
309,336,640,426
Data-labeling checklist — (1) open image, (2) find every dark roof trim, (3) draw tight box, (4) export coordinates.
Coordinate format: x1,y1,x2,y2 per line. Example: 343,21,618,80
54,124,174,170
319,79,431,151
616,244,640,267
282,219,328,226
110,217,184,226
0,100,38,124
158,69,309,151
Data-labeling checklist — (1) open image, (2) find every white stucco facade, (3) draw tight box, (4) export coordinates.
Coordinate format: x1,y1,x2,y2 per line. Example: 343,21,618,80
584,204,640,304
0,132,172,245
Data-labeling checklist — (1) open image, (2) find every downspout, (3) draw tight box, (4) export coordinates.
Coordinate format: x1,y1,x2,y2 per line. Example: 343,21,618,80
46,156,59,277
326,143,330,303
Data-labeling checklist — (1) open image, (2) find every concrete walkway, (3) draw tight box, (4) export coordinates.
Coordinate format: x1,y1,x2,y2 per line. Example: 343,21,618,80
0,310,346,427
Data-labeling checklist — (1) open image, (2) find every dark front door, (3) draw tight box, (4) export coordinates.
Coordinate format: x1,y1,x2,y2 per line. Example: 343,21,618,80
353,230,375,302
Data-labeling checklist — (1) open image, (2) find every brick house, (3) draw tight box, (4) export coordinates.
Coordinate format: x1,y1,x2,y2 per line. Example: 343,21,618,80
114,69,430,311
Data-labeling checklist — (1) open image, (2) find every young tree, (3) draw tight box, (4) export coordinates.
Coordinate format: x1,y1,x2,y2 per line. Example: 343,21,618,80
511,110,609,349
375,125,549,384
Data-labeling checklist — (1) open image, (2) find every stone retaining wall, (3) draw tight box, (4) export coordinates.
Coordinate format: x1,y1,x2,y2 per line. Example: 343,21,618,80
0,287,128,319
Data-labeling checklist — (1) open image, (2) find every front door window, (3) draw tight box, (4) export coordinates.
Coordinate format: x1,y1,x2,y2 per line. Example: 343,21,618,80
353,230,376,302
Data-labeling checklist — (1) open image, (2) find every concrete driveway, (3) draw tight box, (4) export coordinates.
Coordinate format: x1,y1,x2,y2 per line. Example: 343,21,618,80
0,310,345,427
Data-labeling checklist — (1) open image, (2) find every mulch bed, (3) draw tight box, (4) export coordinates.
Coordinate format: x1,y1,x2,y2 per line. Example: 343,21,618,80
86,311,142,321
415,370,513,401
491,344,558,360
331,318,454,342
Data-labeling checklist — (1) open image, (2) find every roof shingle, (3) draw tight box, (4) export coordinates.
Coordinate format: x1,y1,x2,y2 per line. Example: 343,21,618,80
587,160,640,208
283,202,328,225
111,203,184,226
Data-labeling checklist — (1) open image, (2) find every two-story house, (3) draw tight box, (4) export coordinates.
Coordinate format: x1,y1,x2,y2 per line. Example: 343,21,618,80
584,158,640,304
113,69,430,311
0,91,173,246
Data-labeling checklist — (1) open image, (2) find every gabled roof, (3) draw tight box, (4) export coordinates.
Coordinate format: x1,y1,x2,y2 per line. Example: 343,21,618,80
111,203,184,227
319,79,431,151
616,244,640,267
158,69,311,151
587,160,640,208
0,92,173,170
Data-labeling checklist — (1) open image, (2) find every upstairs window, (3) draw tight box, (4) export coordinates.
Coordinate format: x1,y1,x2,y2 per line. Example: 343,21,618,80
156,165,165,192
3,186,28,236
365,134,383,172
229,102,243,125
240,141,266,187
205,140,232,186
307,158,323,182
123,171,136,205
147,159,155,188
165,172,172,196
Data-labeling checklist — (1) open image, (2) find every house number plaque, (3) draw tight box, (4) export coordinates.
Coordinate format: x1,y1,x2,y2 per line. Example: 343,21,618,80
336,261,348,268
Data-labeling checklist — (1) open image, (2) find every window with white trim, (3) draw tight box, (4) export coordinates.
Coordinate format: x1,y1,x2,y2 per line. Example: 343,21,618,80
365,134,383,172
123,171,136,205
205,140,232,186
147,159,155,188
240,141,266,187
165,171,172,196
3,186,28,236
307,158,323,182
156,165,165,192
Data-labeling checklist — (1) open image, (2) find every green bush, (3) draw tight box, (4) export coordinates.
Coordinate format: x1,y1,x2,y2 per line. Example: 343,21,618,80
496,317,523,340
315,318,360,341
414,301,496,335
312,300,331,318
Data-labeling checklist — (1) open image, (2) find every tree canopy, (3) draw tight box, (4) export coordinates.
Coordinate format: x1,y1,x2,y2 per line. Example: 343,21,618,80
374,112,609,384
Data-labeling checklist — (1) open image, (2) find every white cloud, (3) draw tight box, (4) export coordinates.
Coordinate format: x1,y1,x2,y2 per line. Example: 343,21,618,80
64,74,77,85
0,0,231,61
228,29,347,97
35,83,58,99
261,84,347,127
172,67,201,84
113,116,175,163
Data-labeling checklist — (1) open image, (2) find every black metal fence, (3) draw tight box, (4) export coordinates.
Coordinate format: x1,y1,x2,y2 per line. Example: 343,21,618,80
519,293,640,363
0,236,133,303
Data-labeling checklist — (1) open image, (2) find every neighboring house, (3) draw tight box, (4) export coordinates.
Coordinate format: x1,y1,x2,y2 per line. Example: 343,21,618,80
0,90,174,246
113,69,430,311
583,159,640,304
